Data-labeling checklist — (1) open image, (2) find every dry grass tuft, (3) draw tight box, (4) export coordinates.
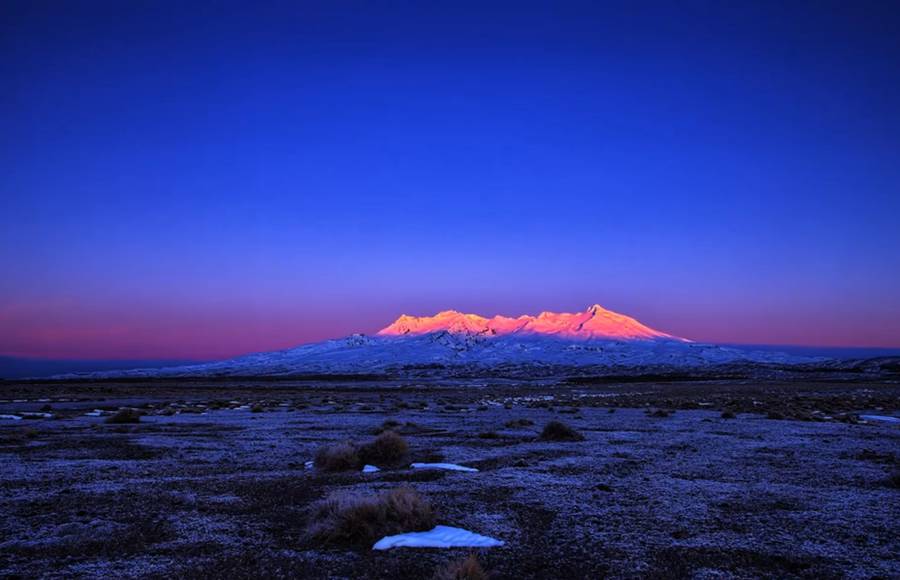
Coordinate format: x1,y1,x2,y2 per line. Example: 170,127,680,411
360,431,408,466
105,408,142,424
314,442,360,471
307,487,435,546
433,554,488,580
373,419,402,434
539,420,584,442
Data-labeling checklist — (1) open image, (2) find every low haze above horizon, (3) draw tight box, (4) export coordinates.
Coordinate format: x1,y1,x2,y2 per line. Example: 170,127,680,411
3,1,900,360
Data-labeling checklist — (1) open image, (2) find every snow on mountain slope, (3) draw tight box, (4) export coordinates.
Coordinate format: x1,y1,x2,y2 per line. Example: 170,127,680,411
378,304,681,341
64,305,815,378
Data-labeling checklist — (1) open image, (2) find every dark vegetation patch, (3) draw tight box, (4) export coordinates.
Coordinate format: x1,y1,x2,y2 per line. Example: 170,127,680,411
645,546,828,578
314,442,360,472
0,426,38,446
306,487,435,547
851,449,897,464
170,550,322,579
716,496,804,514
539,420,585,442
105,408,142,424
433,554,487,580
314,431,410,471
359,431,409,466
5,517,175,560
886,470,900,489
373,419,402,434
379,469,447,483
8,435,162,460
504,418,534,428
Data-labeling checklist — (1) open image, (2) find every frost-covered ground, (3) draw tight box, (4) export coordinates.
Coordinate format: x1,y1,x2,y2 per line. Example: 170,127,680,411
0,379,898,578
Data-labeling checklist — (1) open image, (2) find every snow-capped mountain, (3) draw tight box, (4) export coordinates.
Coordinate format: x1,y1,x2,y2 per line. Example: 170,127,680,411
378,304,682,341
63,305,819,378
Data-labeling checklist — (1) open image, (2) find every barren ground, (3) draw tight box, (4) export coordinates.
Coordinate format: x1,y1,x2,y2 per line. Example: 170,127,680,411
1,378,898,579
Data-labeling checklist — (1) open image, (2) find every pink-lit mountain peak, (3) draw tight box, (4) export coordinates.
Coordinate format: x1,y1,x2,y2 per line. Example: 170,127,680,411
377,304,685,341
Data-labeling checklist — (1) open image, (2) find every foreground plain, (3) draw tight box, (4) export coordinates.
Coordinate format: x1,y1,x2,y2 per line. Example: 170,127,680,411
1,378,898,579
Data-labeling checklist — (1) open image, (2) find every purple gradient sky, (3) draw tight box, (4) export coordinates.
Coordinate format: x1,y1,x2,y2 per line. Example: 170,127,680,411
2,1,900,360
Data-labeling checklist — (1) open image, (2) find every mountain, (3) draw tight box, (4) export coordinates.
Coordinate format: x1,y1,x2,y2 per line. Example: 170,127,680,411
55,304,824,379
378,304,682,341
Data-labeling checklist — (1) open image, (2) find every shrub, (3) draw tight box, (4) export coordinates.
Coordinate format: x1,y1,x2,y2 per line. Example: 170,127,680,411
433,554,487,580
721,411,736,419
314,442,360,472
106,408,141,424
373,419,402,434
360,431,408,466
307,487,435,546
478,431,499,439
251,404,264,413
539,420,584,442
504,418,534,428
648,409,671,418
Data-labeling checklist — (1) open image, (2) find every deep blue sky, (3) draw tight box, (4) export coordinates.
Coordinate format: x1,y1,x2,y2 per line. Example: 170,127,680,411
2,1,899,359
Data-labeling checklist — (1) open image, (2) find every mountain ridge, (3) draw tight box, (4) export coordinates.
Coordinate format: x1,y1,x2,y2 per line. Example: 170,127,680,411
52,304,833,379
377,304,683,341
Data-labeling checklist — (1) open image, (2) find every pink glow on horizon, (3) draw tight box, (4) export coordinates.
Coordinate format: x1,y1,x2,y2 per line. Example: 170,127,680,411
2,298,899,360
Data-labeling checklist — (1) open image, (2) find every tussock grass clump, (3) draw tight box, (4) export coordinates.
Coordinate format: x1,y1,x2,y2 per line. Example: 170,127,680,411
307,487,435,546
315,431,410,471
373,419,402,434
433,554,488,580
478,431,500,439
721,410,736,419
105,408,141,424
504,418,534,428
648,409,671,418
314,442,360,472
539,420,584,442
360,431,408,466
250,404,265,413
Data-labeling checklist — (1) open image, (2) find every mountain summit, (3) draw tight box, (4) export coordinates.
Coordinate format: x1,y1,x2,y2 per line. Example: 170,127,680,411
377,304,684,342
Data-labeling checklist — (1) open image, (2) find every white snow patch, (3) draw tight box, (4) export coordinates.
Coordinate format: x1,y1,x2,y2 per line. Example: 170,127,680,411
85,409,105,417
861,415,900,424
372,525,503,550
304,460,314,470
362,464,380,473
410,462,478,472
21,412,53,419
0,414,22,421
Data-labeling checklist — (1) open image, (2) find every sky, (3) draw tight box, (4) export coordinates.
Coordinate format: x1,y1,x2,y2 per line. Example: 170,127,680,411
2,1,900,361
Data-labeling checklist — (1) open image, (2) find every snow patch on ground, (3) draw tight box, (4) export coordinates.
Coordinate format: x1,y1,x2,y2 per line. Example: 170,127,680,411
362,464,380,473
860,414,900,423
372,525,503,550
0,414,22,420
410,462,478,472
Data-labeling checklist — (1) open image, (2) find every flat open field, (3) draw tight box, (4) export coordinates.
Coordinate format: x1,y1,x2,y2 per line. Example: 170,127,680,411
1,379,898,579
